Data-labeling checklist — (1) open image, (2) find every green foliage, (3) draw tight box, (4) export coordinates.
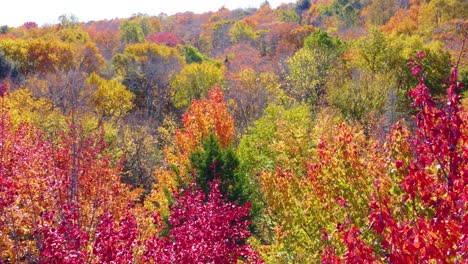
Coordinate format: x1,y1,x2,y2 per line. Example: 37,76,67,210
238,104,313,176
349,31,451,119
386,34,451,95
365,0,397,26
171,61,225,109
287,48,321,103
354,28,393,74
327,70,394,123
189,133,263,224
304,29,345,54
136,15,161,36
322,0,362,27
286,30,345,106
183,45,206,64
259,121,387,262
279,9,300,23
119,20,145,43
418,0,468,35
229,21,258,44
286,31,345,106
189,134,236,195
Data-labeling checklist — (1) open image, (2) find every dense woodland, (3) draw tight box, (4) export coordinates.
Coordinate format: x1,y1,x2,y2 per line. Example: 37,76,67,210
0,0,467,263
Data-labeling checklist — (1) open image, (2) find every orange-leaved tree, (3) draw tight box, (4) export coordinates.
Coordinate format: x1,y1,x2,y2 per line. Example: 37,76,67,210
147,86,234,215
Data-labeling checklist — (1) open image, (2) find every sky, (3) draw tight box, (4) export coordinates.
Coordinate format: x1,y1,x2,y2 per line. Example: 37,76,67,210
0,0,296,27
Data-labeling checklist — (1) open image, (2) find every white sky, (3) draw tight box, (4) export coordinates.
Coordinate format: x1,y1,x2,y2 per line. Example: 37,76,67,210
0,0,296,27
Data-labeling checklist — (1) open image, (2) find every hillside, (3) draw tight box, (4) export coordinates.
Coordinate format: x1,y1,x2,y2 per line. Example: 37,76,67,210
0,0,467,262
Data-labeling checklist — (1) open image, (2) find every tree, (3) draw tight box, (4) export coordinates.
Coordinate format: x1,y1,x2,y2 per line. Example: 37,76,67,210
295,0,311,24
0,38,76,76
136,15,161,36
113,43,184,120
147,87,234,215
371,56,466,262
354,27,393,74
91,211,140,263
324,52,467,264
321,0,362,28
119,20,145,44
86,73,135,121
170,61,225,109
37,205,89,264
189,133,256,212
257,116,387,262
418,0,468,35
363,0,397,26
237,104,314,178
57,28,90,44
286,30,345,107
58,14,79,29
0,25,9,34
327,70,394,126
0,107,139,261
147,32,180,47
228,69,289,133
142,180,261,263
0,50,19,81
183,45,206,64
229,21,258,44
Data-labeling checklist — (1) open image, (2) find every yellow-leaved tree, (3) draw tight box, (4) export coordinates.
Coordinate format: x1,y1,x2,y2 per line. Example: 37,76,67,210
86,73,135,121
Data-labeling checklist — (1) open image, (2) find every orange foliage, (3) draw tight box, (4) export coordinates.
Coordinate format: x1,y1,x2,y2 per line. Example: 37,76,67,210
243,3,277,30
381,6,420,34
151,87,234,214
168,86,234,168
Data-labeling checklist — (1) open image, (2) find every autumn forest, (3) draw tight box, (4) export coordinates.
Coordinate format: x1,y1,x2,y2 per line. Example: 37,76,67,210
0,0,467,263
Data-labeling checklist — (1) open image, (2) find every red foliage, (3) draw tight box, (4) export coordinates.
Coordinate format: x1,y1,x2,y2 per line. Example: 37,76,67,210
0,83,7,98
92,211,140,263
147,32,181,47
322,53,467,263
342,226,375,263
372,55,466,262
0,107,15,211
0,108,136,260
320,229,341,264
37,204,89,264
143,180,262,263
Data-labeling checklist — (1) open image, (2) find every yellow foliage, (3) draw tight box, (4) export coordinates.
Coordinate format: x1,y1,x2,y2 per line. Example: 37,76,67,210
124,42,183,63
171,62,225,108
0,38,77,75
3,88,66,132
259,120,388,262
86,73,135,120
